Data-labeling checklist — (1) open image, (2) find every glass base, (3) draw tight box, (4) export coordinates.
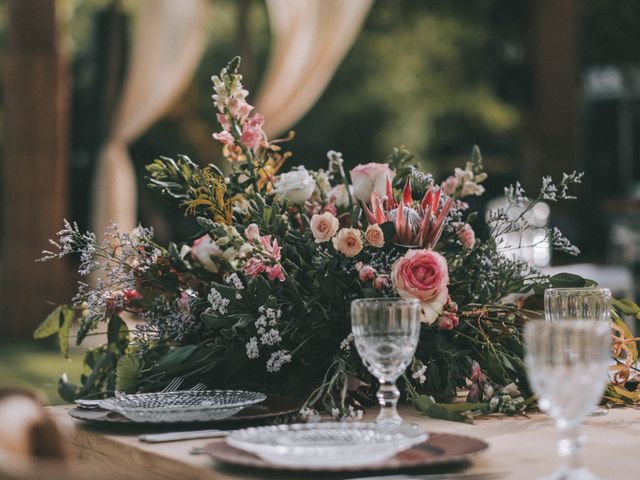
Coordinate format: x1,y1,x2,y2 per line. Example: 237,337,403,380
589,407,607,417
538,466,602,480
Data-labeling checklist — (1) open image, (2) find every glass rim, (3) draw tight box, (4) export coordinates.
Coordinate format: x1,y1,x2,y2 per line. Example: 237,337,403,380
351,297,420,306
525,318,611,330
544,287,611,296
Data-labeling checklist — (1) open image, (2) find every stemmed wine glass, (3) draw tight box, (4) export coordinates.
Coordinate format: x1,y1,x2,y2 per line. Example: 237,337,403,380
525,320,611,480
351,298,421,424
544,287,611,416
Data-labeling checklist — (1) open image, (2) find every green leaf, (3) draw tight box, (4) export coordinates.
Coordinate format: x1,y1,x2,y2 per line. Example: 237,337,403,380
58,307,75,358
154,345,199,372
34,305,68,339
549,273,596,288
411,394,481,423
116,350,142,393
58,375,81,403
107,316,128,353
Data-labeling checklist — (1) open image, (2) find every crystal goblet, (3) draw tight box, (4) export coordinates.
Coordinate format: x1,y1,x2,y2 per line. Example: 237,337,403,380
525,320,611,480
351,297,421,424
544,287,611,416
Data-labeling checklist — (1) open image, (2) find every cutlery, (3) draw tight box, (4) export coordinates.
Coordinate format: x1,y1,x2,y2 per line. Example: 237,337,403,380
139,429,229,443
75,377,185,408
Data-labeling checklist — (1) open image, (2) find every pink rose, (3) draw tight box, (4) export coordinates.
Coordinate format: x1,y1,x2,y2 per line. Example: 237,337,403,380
310,212,339,243
391,249,449,324
332,228,363,257
192,234,223,272
373,275,390,290
441,176,458,195
350,163,395,202
457,223,475,249
437,311,459,330
365,224,385,248
358,265,376,282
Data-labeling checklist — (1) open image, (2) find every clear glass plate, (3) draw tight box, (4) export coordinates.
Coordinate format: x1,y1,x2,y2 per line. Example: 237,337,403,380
99,390,267,423
226,422,428,467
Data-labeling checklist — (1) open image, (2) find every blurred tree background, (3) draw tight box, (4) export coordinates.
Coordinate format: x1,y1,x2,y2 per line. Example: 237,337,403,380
52,0,640,251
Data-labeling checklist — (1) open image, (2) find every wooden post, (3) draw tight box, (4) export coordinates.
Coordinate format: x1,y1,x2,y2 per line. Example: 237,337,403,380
523,0,578,189
1,0,71,339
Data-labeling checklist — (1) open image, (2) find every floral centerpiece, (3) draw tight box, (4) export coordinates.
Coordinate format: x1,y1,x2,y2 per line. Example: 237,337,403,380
38,57,640,420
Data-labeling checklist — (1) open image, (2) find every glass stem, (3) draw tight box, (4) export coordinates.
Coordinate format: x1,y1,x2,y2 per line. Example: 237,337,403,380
376,380,401,423
557,423,584,472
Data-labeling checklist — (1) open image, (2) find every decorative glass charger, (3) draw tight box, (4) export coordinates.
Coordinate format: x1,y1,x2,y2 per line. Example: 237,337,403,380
225,422,428,468
209,431,489,473
91,390,267,423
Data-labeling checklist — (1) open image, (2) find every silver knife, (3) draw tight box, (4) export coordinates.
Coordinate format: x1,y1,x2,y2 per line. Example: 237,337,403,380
139,429,230,443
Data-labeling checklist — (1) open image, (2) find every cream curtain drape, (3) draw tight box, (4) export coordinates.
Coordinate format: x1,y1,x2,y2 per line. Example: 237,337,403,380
92,0,210,236
91,0,373,234
256,0,373,138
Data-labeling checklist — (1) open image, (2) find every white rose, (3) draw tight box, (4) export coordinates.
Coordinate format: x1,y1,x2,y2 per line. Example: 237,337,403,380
350,163,395,202
273,167,316,204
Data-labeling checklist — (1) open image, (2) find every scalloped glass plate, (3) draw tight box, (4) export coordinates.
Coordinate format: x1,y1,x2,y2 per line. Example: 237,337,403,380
226,422,428,467
98,390,267,423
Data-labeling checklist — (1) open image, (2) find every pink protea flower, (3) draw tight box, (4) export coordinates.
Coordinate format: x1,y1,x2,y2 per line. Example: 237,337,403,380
361,178,453,249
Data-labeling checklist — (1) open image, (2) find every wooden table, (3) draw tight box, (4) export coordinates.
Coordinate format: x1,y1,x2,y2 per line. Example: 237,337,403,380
49,405,640,479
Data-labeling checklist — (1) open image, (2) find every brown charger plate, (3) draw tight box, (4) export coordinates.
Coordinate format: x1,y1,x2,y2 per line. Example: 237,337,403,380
68,394,301,425
205,432,489,473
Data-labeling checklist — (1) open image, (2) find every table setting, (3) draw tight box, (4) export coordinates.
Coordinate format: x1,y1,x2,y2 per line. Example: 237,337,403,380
33,57,640,479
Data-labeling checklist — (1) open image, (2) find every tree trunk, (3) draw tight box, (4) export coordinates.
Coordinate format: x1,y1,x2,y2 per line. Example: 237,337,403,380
1,0,72,340
524,0,579,189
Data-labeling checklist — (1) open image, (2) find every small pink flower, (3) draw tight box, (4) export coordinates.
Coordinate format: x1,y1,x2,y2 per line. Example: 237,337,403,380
391,249,449,324
332,228,363,257
192,234,223,272
310,212,339,243
216,113,231,131
244,257,265,278
354,261,364,272
358,266,376,282
237,101,254,123
266,264,285,282
365,224,385,248
350,163,395,202
437,311,459,330
441,176,458,195
373,275,390,290
213,130,235,146
457,223,476,249
240,124,264,150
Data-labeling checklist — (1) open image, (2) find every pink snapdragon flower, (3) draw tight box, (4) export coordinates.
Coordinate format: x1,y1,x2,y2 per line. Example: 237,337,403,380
212,130,235,146
242,224,286,282
240,114,265,150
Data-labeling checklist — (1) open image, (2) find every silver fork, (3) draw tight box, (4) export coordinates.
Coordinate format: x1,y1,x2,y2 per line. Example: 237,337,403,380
161,377,185,392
